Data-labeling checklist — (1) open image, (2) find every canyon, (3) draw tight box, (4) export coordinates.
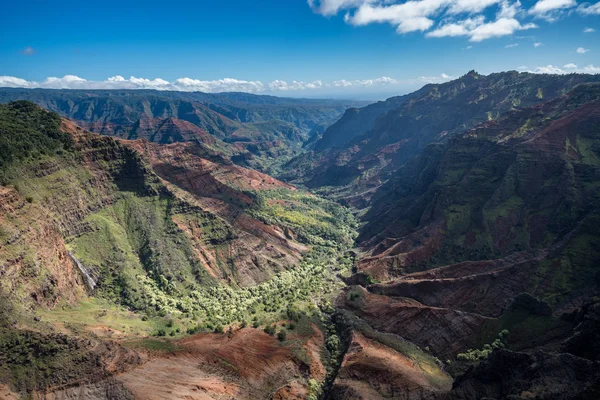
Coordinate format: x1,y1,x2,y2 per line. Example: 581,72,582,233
1,71,600,399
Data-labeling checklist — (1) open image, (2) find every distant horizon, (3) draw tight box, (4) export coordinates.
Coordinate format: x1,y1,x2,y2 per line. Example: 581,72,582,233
2,1,598,98
2,68,600,102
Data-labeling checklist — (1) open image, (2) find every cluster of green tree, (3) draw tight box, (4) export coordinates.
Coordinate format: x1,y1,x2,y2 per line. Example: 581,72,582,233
248,188,358,248
456,330,510,362
0,101,73,181
140,244,348,333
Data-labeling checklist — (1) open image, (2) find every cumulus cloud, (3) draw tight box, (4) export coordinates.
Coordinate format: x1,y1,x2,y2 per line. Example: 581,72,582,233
577,47,590,53
529,0,576,20
578,2,600,15
525,64,600,74
584,27,596,32
268,80,324,91
20,46,36,56
0,73,455,94
426,15,537,42
309,0,547,41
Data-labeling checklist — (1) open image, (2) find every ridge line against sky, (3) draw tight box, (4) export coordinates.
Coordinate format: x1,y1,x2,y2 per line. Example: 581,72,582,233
2,64,600,99
1,0,599,99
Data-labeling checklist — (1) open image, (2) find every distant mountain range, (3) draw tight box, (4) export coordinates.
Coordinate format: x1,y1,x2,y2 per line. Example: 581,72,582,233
283,71,600,204
0,88,367,174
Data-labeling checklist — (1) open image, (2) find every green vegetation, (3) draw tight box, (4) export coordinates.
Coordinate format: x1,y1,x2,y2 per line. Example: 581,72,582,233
0,293,102,393
457,330,509,362
248,188,358,248
0,101,73,181
122,338,182,353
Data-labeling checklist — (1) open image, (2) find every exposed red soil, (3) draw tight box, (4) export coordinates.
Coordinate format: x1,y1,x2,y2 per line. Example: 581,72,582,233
357,223,444,281
331,332,452,399
0,385,17,400
341,287,492,359
0,185,86,308
116,326,325,400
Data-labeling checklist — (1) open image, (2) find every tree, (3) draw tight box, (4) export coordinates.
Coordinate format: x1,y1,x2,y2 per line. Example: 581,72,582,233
277,330,287,342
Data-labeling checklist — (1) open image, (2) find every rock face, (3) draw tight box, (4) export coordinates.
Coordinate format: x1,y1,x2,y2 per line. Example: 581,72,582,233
1,104,326,315
445,349,600,400
285,72,600,203
330,332,452,400
124,139,307,286
0,185,86,307
0,102,351,398
333,82,600,400
357,84,600,309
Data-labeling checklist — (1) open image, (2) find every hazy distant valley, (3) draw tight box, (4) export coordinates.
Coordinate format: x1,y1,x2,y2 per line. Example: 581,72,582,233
1,71,600,399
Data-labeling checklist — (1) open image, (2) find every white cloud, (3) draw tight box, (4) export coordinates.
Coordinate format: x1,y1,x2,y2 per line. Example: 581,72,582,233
505,43,519,47
0,73,455,95
307,0,368,16
174,77,265,92
0,76,37,88
20,46,36,56
332,76,400,87
427,16,537,41
534,42,543,47
268,80,324,91
529,0,576,20
578,2,600,15
584,27,596,32
577,47,590,53
526,64,600,74
310,1,567,41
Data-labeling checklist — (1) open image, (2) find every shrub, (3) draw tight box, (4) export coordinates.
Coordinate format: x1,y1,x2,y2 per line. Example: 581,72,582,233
264,325,276,336
277,330,287,342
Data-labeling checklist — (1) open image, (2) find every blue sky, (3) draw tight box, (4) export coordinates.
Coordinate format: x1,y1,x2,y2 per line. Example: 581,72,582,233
1,0,599,99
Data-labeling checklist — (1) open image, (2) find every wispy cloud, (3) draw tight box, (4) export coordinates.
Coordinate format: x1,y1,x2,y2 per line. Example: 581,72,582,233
505,43,519,48
526,63,600,74
529,0,577,21
578,2,600,15
0,74,456,94
584,27,596,32
19,46,36,56
533,42,543,47
577,47,590,53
